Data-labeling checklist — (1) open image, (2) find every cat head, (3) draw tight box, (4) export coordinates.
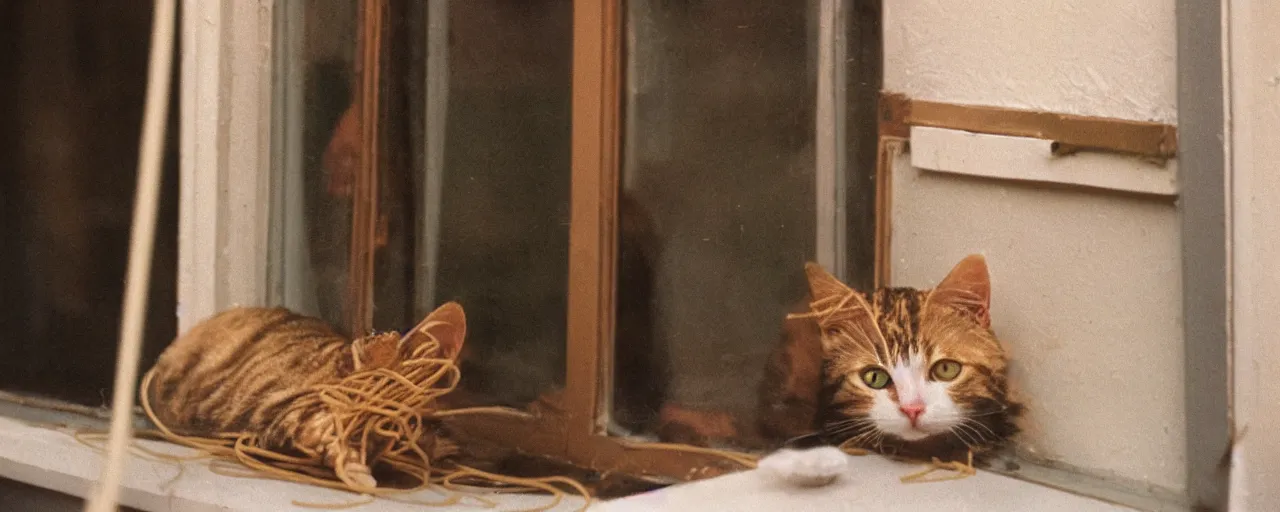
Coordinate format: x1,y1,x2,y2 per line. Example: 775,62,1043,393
803,255,1021,457
351,302,468,371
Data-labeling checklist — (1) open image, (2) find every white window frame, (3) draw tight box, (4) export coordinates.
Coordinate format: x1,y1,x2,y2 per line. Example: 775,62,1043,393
176,0,274,334
1,0,1273,510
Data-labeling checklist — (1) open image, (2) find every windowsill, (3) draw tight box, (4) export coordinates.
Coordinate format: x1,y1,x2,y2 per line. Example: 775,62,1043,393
0,412,1129,512
600,453,1134,512
0,415,586,511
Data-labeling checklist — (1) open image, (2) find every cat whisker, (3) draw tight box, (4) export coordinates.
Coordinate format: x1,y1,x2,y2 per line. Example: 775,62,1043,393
822,418,874,436
823,417,872,430
952,419,988,448
927,407,1008,421
842,425,882,449
839,425,879,445
961,406,1011,418
870,431,886,451
821,424,855,436
949,422,985,447
962,417,999,440
843,423,878,440
946,426,977,450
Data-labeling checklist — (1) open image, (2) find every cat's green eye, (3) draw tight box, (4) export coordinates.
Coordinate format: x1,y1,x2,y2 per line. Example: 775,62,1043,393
860,368,892,389
930,359,963,381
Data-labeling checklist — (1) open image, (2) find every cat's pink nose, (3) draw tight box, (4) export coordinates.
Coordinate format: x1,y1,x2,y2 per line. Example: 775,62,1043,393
899,403,926,427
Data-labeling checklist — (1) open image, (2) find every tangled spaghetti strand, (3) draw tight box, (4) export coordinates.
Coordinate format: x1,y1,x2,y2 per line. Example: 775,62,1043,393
135,321,591,511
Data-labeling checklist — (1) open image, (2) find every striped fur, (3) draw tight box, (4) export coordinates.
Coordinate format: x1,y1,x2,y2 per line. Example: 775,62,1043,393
146,302,466,487
758,256,1022,462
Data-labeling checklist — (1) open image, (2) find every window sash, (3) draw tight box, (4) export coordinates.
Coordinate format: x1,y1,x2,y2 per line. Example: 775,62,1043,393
258,0,882,483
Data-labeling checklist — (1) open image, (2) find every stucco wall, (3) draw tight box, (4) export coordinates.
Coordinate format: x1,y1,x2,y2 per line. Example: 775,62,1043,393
885,0,1185,492
884,0,1176,123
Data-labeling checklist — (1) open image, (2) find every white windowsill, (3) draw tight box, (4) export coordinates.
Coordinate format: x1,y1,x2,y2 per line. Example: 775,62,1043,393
0,415,585,511
0,413,1130,512
600,453,1133,512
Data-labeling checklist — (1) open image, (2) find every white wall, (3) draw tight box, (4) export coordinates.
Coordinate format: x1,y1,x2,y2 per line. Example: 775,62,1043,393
884,0,1176,123
1227,0,1280,508
885,0,1186,492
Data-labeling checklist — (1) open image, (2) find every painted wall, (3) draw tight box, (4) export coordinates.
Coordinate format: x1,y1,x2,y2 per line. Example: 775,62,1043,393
1227,0,1280,509
885,0,1185,492
884,0,1176,123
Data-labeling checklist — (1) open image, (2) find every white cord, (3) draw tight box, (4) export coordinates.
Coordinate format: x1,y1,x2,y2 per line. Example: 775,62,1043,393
83,0,176,509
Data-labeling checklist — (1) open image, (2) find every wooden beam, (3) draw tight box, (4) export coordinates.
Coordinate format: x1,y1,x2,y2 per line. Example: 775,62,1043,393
346,0,385,335
565,0,622,455
879,92,1177,159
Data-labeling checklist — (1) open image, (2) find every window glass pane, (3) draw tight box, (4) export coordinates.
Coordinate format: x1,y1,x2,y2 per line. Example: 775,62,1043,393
614,1,819,446
270,0,359,333
365,0,574,408
275,0,571,409
428,0,572,408
274,1,570,409
0,3,178,405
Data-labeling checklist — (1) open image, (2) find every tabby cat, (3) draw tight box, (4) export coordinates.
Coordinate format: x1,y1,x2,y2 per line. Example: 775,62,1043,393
145,302,467,489
758,255,1022,462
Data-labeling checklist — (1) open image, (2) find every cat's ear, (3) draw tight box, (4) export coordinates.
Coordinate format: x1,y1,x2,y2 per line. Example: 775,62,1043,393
804,262,854,302
802,262,879,350
928,254,991,328
410,301,467,360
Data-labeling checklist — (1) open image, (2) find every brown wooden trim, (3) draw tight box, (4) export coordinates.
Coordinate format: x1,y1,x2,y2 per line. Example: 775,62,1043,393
880,92,1177,159
565,0,622,455
446,412,751,484
346,0,385,334
872,136,901,288
444,413,569,459
555,0,765,483
878,92,911,140
576,436,752,482
874,91,1180,286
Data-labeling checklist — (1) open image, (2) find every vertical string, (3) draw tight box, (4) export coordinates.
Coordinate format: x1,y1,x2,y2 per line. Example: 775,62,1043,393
83,0,176,509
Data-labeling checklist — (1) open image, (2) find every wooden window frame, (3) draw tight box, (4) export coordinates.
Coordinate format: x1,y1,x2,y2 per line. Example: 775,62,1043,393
177,0,276,334
185,0,1204,496
344,0,385,334
331,0,890,483
436,0,770,482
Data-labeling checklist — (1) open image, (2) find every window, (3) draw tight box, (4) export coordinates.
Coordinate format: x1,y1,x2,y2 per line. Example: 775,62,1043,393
0,0,1240,511
265,0,884,481
262,0,1221,508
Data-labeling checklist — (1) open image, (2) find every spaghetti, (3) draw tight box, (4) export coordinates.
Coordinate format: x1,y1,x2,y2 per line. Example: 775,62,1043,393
133,319,592,512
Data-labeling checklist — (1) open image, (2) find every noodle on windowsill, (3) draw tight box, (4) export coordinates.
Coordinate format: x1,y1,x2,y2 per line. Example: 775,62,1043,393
899,451,977,484
120,328,593,512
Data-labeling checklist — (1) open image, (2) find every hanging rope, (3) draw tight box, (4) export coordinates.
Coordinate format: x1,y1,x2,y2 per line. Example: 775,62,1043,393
83,0,175,509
